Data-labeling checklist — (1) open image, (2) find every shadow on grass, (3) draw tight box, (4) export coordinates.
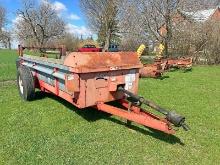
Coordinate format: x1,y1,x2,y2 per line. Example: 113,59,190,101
183,68,193,73
34,91,111,122
112,119,185,146
156,75,170,80
34,91,185,145
168,68,179,72
168,67,193,73
141,75,170,80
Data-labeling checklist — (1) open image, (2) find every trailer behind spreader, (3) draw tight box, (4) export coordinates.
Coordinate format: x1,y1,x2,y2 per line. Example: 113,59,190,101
16,45,189,135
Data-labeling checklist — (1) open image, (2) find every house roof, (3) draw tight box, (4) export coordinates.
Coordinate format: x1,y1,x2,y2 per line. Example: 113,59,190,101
181,7,219,22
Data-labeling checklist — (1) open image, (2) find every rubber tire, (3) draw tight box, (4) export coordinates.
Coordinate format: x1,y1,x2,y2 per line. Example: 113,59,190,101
17,66,35,101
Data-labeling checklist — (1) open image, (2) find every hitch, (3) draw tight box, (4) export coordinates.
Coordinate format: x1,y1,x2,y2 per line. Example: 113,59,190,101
117,86,189,131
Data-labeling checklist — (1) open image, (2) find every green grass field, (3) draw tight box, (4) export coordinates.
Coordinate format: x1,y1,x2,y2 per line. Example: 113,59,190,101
0,49,58,81
0,50,220,164
0,49,17,81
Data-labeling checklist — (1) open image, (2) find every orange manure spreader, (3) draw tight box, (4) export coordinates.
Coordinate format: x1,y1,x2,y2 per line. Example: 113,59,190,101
16,45,189,136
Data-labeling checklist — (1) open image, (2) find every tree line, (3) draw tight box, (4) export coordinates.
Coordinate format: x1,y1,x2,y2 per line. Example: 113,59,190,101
0,0,220,64
80,0,220,64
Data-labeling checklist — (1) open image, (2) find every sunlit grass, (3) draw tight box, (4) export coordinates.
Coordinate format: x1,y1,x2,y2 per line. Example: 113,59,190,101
0,49,17,81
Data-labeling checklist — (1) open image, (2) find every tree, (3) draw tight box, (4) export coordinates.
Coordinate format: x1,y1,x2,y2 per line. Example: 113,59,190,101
80,0,120,51
136,0,183,57
0,6,5,33
15,0,65,47
163,0,220,64
0,6,12,49
1,31,11,49
117,1,150,51
60,33,80,52
117,0,218,53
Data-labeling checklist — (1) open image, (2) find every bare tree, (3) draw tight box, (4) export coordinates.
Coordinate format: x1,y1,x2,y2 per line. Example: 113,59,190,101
80,0,119,51
0,6,5,32
118,0,219,53
15,0,65,47
1,31,11,49
165,0,220,64
59,33,80,52
0,6,12,49
136,0,184,57
118,0,156,52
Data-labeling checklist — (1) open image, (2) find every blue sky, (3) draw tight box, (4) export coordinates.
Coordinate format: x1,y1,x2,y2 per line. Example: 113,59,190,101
0,0,92,37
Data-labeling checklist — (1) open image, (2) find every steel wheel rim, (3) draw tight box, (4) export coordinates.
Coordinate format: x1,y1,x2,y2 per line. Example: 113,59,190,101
18,76,24,94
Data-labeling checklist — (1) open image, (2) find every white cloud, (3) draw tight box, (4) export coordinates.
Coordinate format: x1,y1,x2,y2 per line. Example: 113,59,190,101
65,23,92,36
41,0,67,13
12,15,23,25
52,1,67,13
68,14,81,20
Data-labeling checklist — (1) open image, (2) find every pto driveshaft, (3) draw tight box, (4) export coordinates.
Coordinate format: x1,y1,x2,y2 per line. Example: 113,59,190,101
118,87,190,131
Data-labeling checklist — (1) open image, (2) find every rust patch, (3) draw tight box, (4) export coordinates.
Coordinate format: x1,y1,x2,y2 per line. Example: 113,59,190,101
162,57,192,70
63,52,143,73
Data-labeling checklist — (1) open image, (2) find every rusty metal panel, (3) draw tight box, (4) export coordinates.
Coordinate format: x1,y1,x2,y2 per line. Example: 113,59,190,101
65,74,80,93
140,63,163,78
74,69,140,108
63,52,143,73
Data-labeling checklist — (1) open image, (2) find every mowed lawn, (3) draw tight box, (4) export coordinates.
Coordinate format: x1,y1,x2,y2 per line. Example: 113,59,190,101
0,49,220,164
0,49,17,81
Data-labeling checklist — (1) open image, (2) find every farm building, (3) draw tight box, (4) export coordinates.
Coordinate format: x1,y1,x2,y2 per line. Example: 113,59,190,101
159,6,220,36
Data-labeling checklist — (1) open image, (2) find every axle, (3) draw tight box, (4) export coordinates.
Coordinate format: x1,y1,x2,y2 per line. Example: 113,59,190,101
118,86,189,131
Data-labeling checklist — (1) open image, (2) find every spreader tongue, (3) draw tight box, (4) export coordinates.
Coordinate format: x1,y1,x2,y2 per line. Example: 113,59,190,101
118,86,189,131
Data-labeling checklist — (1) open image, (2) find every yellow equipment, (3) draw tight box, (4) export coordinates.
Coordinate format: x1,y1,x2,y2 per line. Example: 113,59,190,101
137,44,146,58
157,43,165,58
